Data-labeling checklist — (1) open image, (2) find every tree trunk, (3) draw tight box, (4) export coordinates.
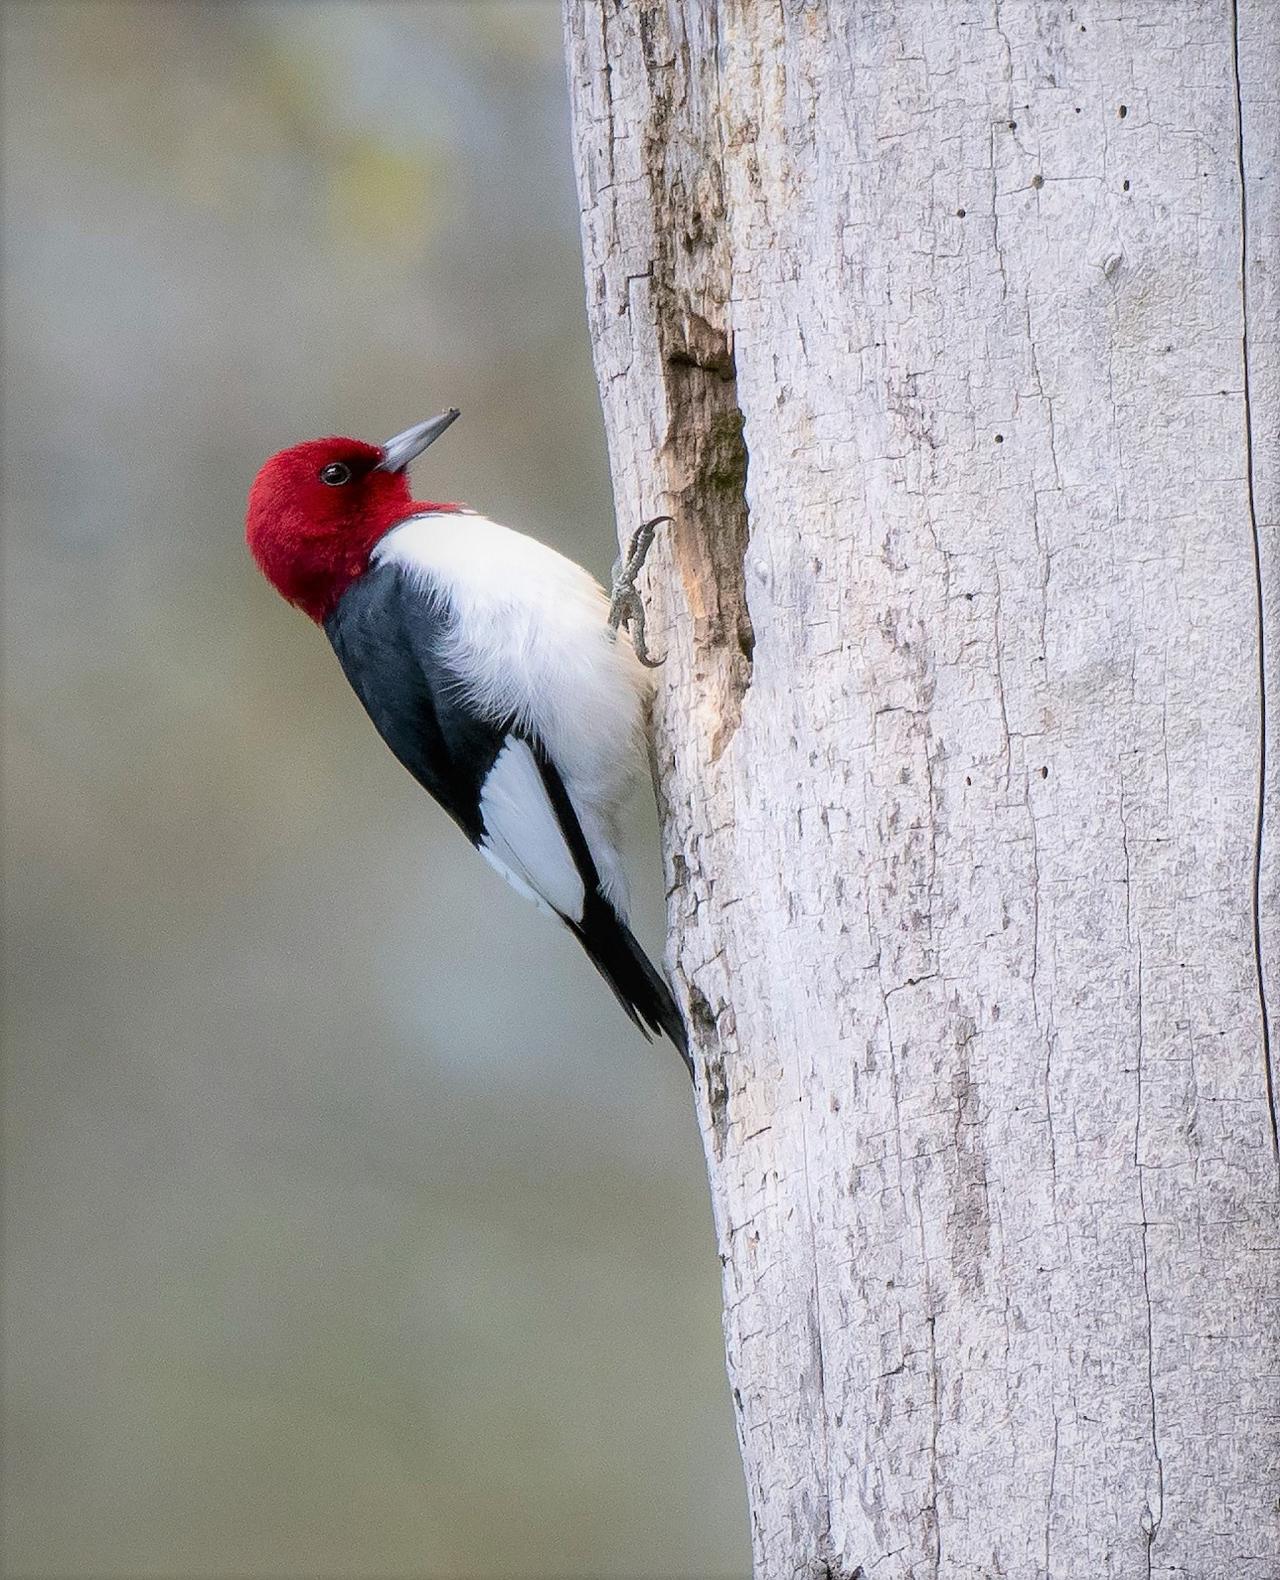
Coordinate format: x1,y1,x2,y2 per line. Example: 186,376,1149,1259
565,2,1279,1576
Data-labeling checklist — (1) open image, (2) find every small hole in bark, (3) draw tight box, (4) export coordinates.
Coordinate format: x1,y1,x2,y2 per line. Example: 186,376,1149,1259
1123,179,1131,191
1031,173,1044,189
1119,104,1128,118
966,775,972,786
994,433,1004,443
956,207,966,217
1008,119,1017,130
1075,106,1081,113
1040,765,1049,778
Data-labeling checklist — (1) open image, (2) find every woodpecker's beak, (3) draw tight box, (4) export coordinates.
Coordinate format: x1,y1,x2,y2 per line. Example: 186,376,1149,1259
375,409,461,473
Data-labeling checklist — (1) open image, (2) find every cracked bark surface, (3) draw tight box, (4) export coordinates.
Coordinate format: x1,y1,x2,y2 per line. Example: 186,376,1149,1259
565,3,1280,1576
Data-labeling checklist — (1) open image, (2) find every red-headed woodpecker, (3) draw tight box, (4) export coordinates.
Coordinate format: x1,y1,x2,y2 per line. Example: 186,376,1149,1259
245,413,690,1071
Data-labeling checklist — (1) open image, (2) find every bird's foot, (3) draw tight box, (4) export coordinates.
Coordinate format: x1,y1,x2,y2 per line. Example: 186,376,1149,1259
608,515,672,669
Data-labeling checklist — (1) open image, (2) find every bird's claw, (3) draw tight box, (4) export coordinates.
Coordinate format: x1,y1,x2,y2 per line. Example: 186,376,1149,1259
608,515,672,669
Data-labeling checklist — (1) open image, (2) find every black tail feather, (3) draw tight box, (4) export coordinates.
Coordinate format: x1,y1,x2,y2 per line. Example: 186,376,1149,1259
569,893,692,1076
524,736,690,1076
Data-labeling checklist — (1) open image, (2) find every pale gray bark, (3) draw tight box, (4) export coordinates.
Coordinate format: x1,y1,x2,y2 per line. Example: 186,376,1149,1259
565,3,1280,1576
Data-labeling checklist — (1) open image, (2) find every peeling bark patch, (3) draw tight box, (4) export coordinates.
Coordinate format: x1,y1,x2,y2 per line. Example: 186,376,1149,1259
624,0,755,763
689,982,734,1153
704,1050,731,1160
662,334,756,761
687,978,719,1038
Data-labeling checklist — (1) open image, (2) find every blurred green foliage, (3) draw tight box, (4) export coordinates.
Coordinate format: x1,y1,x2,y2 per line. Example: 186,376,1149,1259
1,3,747,1574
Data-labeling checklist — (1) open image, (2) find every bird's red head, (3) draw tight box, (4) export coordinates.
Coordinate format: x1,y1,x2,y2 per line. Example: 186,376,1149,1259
245,411,461,623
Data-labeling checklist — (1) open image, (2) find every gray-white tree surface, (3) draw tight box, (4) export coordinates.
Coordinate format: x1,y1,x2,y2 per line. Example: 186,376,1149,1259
565,2,1279,1576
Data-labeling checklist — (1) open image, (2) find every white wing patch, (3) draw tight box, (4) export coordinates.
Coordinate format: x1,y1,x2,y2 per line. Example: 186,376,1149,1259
478,737,585,923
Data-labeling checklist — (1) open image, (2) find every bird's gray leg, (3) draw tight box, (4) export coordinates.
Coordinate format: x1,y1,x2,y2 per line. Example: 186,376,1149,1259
608,515,672,669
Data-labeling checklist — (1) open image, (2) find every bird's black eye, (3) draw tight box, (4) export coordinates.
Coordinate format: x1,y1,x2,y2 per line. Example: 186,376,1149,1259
319,462,352,487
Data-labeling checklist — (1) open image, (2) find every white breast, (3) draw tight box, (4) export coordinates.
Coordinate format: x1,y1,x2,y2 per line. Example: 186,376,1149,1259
372,512,650,909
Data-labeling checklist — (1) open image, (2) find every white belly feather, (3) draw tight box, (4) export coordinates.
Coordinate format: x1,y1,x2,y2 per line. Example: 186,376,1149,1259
372,512,650,912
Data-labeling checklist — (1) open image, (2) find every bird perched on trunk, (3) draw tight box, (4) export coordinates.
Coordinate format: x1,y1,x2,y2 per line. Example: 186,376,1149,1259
245,412,689,1072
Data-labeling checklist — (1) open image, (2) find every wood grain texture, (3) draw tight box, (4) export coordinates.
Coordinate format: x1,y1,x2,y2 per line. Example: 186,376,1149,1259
565,3,1280,1575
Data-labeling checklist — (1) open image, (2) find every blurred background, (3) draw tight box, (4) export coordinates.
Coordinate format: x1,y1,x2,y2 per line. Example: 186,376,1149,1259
1,3,746,1574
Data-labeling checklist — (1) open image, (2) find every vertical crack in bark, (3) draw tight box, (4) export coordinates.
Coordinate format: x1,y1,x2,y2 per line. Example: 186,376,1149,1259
1133,943,1165,1567
1043,1414,1060,1579
795,1060,835,1576
925,1312,942,1580
1229,0,1280,1179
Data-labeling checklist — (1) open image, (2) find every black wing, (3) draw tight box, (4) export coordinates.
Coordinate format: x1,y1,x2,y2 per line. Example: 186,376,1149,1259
325,562,502,841
325,564,690,1069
